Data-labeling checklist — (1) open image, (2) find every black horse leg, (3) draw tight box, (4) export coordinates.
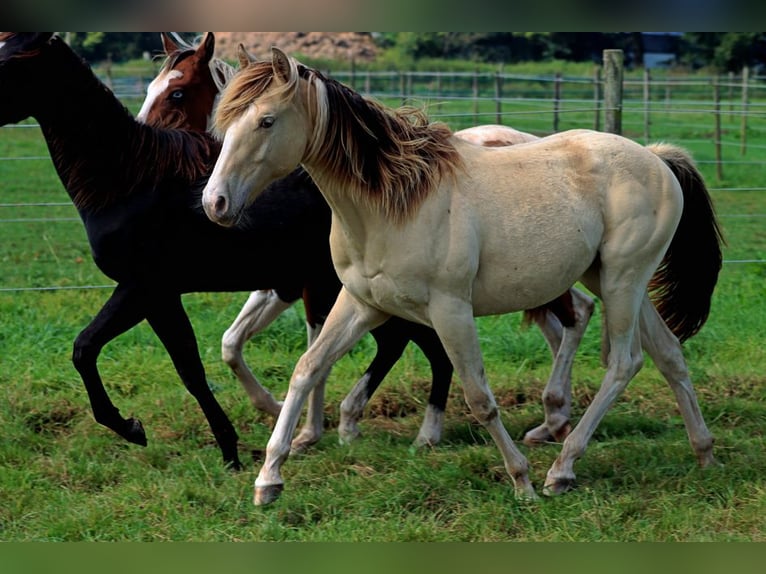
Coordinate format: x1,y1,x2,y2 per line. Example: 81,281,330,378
145,294,241,470
338,319,411,443
72,283,150,446
338,318,454,447
406,322,454,447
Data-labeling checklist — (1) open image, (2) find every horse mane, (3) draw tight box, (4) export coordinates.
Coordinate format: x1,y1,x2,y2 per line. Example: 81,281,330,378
41,36,221,212
215,55,462,223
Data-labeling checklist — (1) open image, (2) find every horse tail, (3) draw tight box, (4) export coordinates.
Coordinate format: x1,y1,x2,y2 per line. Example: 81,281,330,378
646,143,725,343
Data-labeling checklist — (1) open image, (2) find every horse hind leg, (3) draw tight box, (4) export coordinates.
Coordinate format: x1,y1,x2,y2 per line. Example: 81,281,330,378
222,290,291,417
524,288,595,446
638,296,716,467
72,284,150,447
544,281,645,496
338,319,410,445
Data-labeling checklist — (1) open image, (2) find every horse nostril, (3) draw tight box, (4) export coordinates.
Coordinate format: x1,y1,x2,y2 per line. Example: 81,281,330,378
214,195,228,216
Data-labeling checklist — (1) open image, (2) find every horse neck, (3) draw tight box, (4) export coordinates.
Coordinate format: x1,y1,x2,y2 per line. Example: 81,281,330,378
36,40,218,212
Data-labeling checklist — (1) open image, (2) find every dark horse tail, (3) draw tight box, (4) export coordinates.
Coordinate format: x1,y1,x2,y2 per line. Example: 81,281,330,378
646,143,725,343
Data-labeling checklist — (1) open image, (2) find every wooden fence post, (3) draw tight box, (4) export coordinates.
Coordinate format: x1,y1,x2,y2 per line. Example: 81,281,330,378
713,76,723,181
643,68,651,143
553,72,561,133
473,69,479,126
593,66,602,131
494,70,503,125
603,49,623,135
741,66,749,156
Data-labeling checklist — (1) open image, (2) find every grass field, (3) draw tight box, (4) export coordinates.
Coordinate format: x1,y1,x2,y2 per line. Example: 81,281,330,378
0,72,765,541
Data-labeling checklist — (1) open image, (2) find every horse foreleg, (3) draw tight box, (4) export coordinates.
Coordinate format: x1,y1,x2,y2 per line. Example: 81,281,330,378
147,294,241,470
524,288,594,446
72,283,149,447
638,297,716,467
222,290,291,417
255,288,389,505
429,294,537,500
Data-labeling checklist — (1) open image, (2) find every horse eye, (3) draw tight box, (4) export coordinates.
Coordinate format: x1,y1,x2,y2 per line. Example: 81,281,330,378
171,90,184,100
260,116,275,129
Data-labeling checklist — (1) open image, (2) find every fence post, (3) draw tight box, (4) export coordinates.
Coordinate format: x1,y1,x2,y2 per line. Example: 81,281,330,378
593,66,602,131
473,69,479,126
643,68,651,143
553,72,561,133
494,69,503,125
713,76,723,181
740,66,749,156
603,49,623,135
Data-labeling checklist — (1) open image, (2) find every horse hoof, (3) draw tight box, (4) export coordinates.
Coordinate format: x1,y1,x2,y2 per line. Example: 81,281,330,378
225,458,244,472
542,477,576,496
337,425,361,446
124,417,147,446
290,431,320,454
254,483,284,506
522,425,554,447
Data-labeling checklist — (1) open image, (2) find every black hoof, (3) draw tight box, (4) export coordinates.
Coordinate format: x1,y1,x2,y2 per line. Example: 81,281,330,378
122,417,147,446
225,458,244,472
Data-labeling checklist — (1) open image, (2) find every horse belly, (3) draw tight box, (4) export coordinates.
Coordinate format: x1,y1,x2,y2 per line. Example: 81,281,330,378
470,215,600,316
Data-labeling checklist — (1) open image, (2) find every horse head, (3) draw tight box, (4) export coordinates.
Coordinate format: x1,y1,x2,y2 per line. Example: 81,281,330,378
0,33,55,126
202,47,314,226
136,32,232,131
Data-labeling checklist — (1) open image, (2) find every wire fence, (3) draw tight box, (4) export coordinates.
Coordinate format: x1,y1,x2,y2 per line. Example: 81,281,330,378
1,66,764,293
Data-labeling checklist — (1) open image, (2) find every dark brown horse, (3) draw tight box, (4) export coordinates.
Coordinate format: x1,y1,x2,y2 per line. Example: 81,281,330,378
0,33,466,467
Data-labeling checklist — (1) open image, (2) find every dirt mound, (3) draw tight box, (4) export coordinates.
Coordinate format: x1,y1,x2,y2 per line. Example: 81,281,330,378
213,32,379,63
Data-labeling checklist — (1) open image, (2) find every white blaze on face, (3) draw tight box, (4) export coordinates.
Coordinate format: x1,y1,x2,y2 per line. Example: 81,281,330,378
136,69,183,123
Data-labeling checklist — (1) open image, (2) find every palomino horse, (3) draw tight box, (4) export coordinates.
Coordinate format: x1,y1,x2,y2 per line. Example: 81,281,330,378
139,32,595,448
0,32,485,467
201,48,723,504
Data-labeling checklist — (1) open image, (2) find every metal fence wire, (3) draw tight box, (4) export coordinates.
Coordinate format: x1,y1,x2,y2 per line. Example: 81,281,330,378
1,64,764,292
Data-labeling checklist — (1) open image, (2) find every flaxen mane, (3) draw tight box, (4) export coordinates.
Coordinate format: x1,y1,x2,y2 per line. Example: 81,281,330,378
215,55,462,223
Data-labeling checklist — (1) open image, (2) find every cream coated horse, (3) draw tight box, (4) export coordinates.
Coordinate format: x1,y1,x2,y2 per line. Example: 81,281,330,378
202,48,723,505
135,34,594,450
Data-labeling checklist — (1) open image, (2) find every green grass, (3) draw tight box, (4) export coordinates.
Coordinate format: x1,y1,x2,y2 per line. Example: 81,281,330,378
0,75,765,541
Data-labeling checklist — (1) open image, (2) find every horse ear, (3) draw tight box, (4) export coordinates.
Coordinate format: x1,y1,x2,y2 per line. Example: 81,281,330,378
271,47,292,84
237,43,255,69
161,32,180,55
199,32,215,63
